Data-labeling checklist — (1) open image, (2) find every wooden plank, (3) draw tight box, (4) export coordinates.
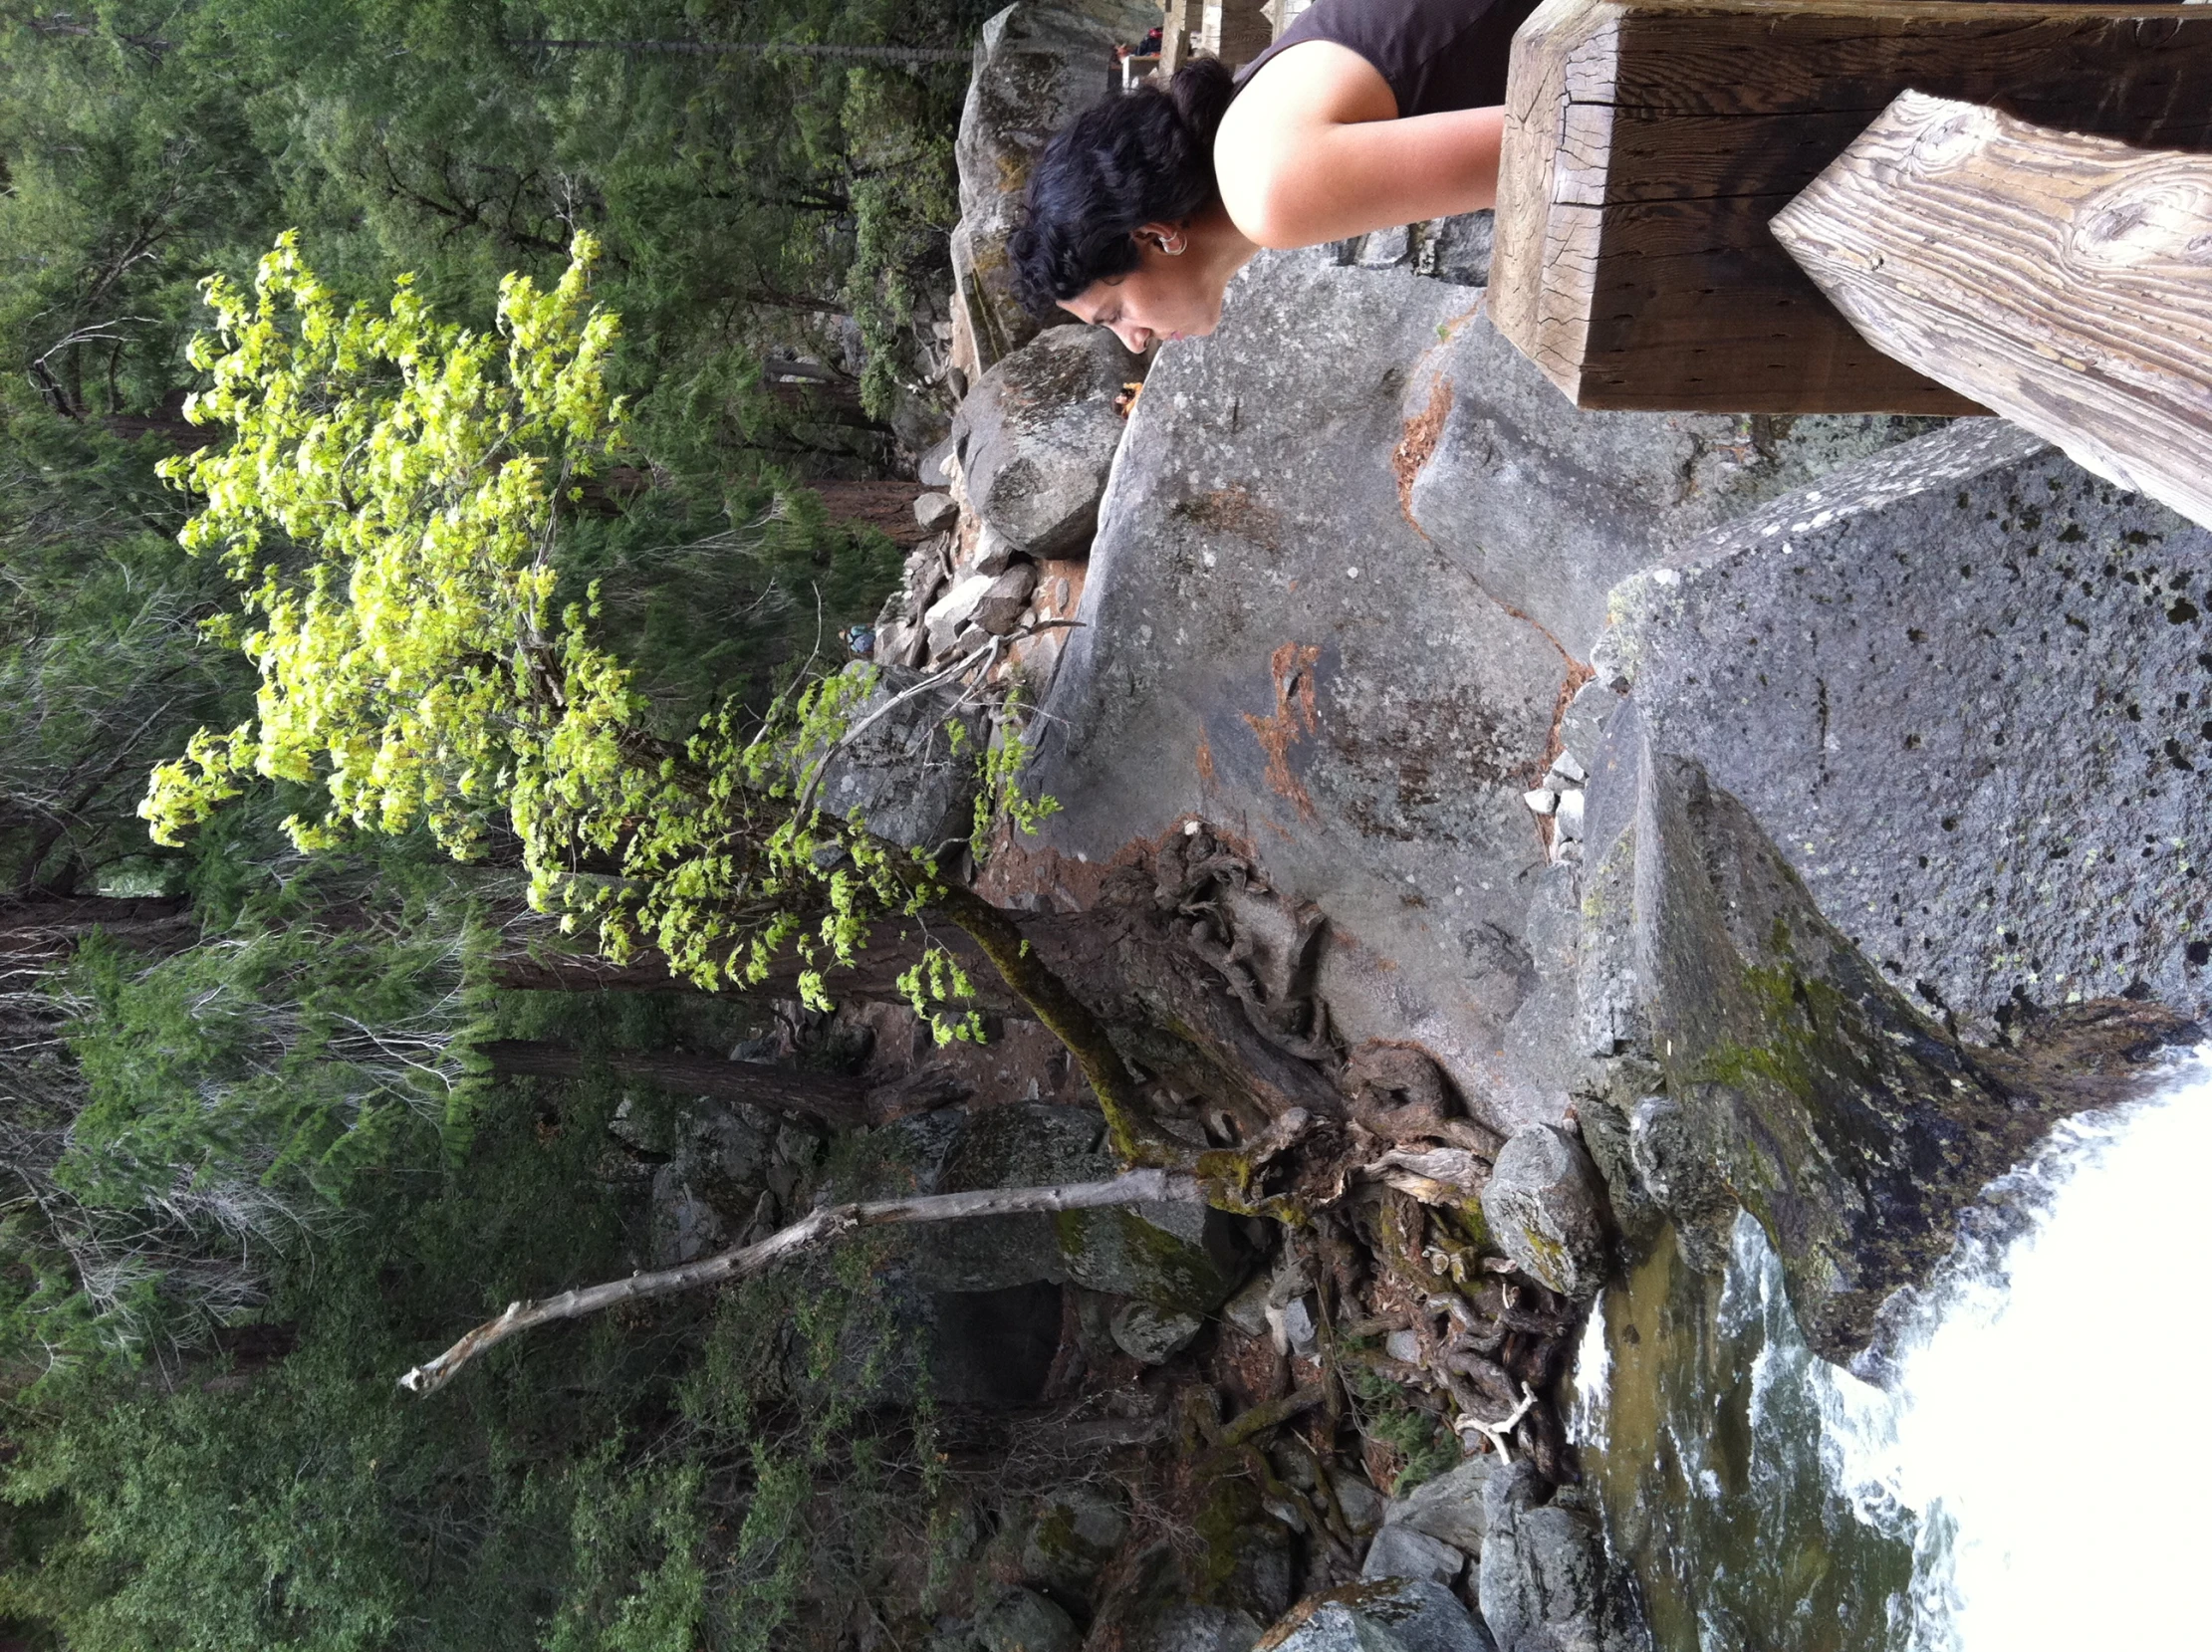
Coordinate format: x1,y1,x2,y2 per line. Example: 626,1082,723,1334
1774,92,2212,530
1495,0,2212,412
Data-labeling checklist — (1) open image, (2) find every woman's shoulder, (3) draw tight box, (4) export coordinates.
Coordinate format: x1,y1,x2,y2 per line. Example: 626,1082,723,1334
1235,0,1542,118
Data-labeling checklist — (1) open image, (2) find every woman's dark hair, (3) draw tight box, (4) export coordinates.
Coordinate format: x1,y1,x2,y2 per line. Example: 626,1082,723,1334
1007,57,1237,316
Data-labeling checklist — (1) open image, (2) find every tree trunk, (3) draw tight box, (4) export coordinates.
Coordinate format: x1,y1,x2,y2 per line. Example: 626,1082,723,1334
0,892,194,962
489,926,1021,1014
478,1038,875,1127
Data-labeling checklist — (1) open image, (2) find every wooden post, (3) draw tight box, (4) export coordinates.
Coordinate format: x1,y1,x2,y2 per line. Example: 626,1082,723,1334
1494,0,2212,413
1774,92,2212,531
1161,0,1202,72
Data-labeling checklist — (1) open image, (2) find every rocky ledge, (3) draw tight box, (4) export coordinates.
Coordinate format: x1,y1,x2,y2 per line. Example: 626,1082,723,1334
817,6,2211,1648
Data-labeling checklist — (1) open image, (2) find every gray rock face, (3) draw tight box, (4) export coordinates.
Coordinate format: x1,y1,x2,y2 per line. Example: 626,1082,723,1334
1115,1603,1265,1652
952,324,1131,558
1110,1300,1203,1363
1027,256,1566,1131
1405,321,1944,664
1418,212,1494,286
1260,1578,1495,1652
812,660,985,851
1024,249,1937,1134
1359,1525,1465,1587
1477,1466,1645,1652
1602,418,2212,1040
1385,1455,1494,1556
952,6,1116,372
647,1169,728,1267
1094,1511,1292,1652
1570,704,2168,1361
871,1103,1248,1310
1063,1189,1250,1312
976,1586,1080,1652
1332,1470,1387,1536
1478,1126,1613,1300
1021,1483,1129,1597
640,1099,780,1266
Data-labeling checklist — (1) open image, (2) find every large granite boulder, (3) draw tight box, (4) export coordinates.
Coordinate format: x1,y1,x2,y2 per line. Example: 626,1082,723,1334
1019,250,1927,1134
1569,697,2191,1361
1021,1482,1130,1598
976,1586,1081,1652
1382,1453,1495,1557
1359,1525,1465,1587
952,5,1117,373
1476,1466,1645,1652
1563,419,2211,1361
1478,1125,1612,1300
813,660,986,850
952,323,1131,558
1258,1577,1495,1652
1600,417,2212,1041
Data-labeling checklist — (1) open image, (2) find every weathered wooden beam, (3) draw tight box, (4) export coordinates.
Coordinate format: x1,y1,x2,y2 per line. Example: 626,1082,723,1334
1494,0,2212,413
1774,93,2212,529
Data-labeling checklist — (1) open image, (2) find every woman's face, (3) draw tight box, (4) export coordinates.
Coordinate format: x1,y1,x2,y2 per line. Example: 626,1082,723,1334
1059,232,1227,354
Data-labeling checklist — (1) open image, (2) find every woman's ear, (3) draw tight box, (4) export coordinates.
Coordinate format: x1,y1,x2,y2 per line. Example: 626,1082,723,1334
1135,220,1189,256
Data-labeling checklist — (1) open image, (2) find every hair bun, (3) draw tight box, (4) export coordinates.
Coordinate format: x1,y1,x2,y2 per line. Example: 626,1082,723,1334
1167,56,1236,151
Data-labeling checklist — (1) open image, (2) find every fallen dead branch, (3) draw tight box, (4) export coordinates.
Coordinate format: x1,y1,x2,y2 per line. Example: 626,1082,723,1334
1454,1381,1540,1462
399,1169,1200,1396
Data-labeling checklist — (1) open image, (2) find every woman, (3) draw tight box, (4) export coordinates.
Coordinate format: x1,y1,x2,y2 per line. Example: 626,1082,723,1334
1008,0,1540,354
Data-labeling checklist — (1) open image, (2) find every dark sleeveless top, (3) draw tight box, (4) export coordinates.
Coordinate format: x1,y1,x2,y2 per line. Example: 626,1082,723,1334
1232,0,1544,118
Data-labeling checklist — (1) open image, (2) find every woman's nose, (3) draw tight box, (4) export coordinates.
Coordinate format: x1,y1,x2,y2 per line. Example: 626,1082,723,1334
1114,322,1151,353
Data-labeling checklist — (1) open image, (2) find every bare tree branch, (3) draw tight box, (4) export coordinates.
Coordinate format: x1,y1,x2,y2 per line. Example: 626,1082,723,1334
398,1169,1202,1395
511,38,972,63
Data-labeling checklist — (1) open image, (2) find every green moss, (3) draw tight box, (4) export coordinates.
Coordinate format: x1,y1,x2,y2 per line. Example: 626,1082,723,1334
1680,963,1857,1109
1189,1477,1265,1602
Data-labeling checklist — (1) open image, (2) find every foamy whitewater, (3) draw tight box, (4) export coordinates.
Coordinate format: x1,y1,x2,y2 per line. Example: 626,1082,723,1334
1815,1048,2212,1650
1570,1049,2212,1651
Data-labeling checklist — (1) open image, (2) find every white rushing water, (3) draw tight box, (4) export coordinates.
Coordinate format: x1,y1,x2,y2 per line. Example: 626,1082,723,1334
1814,1050,2212,1651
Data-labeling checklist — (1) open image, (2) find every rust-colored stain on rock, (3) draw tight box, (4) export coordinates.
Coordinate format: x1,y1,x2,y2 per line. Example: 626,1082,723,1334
1173,484,1284,550
1195,734,1216,784
1242,641,1324,820
1391,377,1452,533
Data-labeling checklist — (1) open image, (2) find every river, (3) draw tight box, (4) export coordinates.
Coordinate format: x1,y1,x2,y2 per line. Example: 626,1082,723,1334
1567,1049,2212,1651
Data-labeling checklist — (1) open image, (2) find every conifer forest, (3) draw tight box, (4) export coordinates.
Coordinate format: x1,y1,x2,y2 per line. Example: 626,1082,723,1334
0,5,994,1644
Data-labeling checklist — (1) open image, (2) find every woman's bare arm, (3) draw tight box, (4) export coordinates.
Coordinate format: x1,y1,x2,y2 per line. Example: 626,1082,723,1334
1213,39,1505,249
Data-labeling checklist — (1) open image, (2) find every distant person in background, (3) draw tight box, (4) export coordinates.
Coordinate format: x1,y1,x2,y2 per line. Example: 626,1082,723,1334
1011,0,1540,353
1114,26,1165,90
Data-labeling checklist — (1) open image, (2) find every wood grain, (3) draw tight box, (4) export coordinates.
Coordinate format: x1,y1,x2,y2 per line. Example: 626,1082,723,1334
1775,91,2212,529
1495,0,2212,412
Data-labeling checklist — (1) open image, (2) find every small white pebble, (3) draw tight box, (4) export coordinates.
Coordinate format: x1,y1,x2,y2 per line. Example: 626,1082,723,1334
1523,788,1558,817
1346,567,1360,580
1183,819,1201,836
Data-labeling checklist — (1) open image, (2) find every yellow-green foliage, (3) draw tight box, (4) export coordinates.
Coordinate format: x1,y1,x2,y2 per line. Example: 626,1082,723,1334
143,234,1037,1035
143,230,624,861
